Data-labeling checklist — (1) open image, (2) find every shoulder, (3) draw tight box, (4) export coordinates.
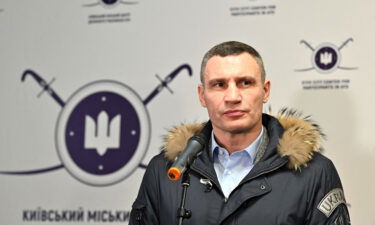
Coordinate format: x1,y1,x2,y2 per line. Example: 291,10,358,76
297,152,344,204
306,152,339,176
145,152,170,175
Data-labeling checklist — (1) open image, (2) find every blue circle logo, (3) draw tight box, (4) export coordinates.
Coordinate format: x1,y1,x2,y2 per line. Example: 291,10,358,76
56,81,150,186
102,0,119,5
312,43,341,73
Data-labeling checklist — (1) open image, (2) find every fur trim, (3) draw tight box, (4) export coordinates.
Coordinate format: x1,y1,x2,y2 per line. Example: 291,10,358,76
162,123,203,161
276,108,325,170
162,109,324,170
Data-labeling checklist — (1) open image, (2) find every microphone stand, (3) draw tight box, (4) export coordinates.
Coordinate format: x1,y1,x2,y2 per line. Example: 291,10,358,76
176,169,192,225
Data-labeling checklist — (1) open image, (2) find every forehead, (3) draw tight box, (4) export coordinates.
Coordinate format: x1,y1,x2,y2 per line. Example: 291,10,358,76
204,53,261,81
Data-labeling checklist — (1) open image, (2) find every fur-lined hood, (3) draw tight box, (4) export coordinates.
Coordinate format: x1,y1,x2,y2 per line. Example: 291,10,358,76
163,109,324,170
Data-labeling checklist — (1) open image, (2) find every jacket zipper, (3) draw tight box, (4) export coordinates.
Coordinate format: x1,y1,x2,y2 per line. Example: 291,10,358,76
191,159,287,198
239,159,288,186
191,160,288,225
232,161,288,225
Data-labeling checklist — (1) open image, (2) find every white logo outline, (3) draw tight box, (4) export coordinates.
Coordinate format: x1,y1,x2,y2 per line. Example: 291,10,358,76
55,80,150,186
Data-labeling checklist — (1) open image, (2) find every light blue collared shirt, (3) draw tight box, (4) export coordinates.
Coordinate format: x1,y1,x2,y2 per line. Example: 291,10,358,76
211,127,264,198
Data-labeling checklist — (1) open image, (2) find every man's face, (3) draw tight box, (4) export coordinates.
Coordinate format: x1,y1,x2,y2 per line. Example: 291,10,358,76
198,52,270,135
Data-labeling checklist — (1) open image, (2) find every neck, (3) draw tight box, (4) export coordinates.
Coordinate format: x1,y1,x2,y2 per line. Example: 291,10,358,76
213,124,263,154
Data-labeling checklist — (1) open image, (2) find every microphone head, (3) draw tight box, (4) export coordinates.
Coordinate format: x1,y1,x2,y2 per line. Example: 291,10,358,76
168,167,181,181
166,121,211,181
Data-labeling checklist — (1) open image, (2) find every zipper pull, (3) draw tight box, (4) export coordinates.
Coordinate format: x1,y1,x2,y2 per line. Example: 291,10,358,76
199,178,213,192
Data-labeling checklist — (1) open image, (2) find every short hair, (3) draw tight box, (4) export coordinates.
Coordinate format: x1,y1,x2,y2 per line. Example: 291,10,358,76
200,41,266,85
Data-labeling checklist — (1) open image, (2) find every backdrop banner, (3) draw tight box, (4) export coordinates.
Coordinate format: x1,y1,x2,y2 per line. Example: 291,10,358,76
0,0,374,224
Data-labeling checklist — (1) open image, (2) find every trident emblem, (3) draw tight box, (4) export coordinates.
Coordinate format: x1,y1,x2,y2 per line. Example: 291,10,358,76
84,111,121,156
0,64,193,186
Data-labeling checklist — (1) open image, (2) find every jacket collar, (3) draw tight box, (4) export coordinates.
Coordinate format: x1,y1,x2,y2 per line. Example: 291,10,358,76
162,108,324,172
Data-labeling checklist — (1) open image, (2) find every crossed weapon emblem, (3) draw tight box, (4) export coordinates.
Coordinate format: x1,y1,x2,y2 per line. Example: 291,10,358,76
295,38,357,72
0,64,192,176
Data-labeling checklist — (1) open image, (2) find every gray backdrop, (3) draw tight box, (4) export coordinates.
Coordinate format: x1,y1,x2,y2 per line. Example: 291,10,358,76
0,0,374,224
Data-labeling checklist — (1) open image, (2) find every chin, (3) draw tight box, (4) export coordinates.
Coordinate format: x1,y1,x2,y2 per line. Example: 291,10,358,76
227,117,262,132
223,123,252,134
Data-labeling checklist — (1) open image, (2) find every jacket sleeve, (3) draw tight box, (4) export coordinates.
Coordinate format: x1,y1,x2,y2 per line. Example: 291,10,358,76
305,157,351,225
129,156,161,225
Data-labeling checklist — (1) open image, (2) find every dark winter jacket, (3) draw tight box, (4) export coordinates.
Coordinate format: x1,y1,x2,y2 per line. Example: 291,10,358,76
129,112,350,225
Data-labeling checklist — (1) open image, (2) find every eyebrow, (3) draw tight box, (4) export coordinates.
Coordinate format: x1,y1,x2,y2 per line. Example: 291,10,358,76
207,78,226,86
237,76,255,80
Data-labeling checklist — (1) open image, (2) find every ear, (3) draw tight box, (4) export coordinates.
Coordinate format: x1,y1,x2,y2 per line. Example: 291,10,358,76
262,80,271,103
197,84,207,107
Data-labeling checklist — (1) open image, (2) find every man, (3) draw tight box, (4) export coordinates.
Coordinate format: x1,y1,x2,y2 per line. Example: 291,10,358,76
130,41,350,225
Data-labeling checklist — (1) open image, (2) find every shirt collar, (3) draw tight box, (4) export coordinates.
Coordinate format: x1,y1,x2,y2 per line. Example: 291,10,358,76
211,126,264,163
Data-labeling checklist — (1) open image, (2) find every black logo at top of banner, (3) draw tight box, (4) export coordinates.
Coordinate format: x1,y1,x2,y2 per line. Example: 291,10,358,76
102,0,118,5
83,0,139,24
0,65,192,186
295,38,358,74
83,0,138,8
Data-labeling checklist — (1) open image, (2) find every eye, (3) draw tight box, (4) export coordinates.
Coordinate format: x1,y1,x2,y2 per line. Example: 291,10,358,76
240,79,253,86
214,82,224,87
209,80,225,88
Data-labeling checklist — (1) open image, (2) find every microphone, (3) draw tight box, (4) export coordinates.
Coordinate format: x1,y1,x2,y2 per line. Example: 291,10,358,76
168,122,211,181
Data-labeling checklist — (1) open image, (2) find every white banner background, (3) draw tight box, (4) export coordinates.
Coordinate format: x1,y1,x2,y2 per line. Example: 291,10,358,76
1,0,374,224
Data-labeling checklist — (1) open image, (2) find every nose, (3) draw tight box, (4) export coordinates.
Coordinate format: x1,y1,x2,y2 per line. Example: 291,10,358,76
224,83,241,103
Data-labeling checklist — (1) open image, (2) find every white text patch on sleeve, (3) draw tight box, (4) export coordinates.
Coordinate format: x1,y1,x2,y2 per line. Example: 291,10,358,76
317,188,346,217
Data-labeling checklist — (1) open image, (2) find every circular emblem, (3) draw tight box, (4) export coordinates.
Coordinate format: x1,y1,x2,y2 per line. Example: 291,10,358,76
312,43,341,73
101,0,119,6
55,80,150,186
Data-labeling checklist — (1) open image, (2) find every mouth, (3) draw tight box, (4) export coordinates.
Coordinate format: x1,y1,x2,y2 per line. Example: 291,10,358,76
223,109,245,117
